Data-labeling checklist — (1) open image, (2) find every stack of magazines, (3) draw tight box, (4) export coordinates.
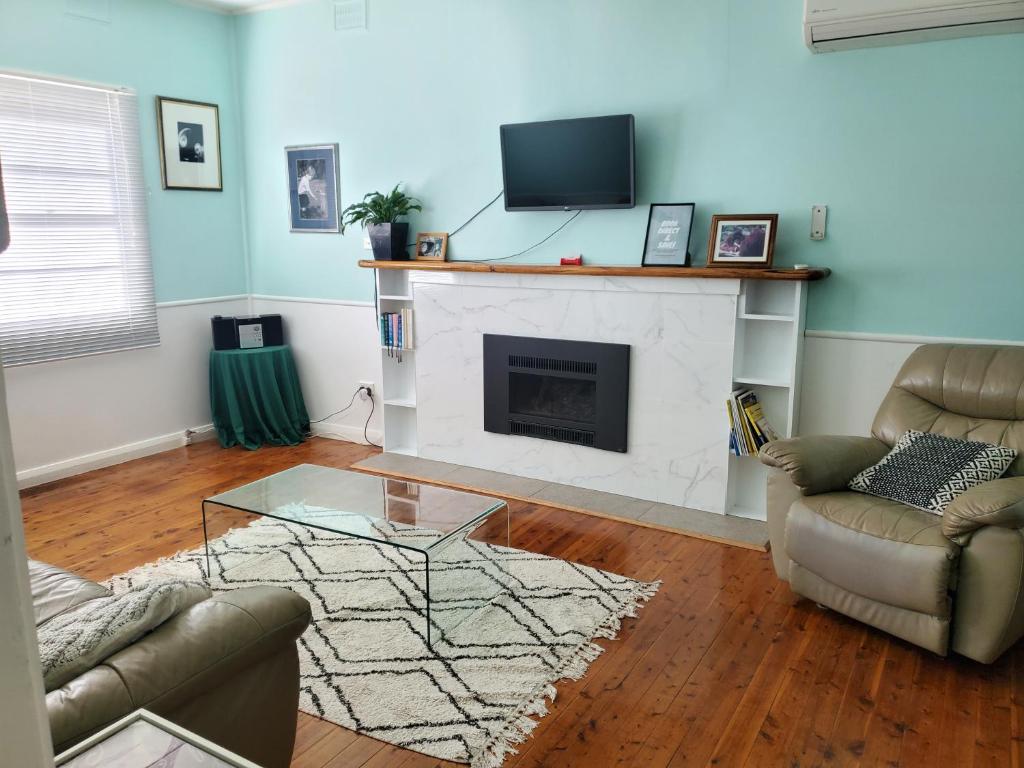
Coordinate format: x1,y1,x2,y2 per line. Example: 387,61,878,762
727,389,780,456
379,308,413,352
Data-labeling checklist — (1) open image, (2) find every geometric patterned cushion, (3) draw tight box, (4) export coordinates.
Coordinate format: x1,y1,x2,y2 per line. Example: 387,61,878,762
849,430,1017,515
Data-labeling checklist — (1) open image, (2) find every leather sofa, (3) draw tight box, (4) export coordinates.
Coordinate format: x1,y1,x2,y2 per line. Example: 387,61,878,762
32,560,312,766
761,344,1024,663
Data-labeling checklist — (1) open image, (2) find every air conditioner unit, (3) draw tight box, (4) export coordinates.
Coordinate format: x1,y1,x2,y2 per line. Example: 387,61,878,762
805,0,1024,52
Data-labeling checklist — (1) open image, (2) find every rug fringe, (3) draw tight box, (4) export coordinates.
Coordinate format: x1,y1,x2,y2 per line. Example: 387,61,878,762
473,578,662,768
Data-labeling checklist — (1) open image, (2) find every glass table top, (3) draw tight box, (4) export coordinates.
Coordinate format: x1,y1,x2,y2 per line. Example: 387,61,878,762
204,464,506,554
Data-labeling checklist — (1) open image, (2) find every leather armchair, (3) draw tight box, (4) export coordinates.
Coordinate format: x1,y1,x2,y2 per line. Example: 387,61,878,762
33,561,311,766
761,344,1024,663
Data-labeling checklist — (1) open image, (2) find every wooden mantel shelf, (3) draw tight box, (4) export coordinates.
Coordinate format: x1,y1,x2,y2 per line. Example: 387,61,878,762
358,260,830,281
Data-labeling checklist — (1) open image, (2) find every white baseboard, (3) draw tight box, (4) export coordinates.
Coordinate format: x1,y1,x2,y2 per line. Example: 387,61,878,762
311,421,384,447
17,428,195,489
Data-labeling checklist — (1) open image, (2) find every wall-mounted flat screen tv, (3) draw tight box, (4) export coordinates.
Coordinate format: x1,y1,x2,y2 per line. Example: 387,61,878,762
500,114,636,211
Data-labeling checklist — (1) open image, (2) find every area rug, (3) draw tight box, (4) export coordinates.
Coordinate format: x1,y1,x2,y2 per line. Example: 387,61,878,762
108,515,660,767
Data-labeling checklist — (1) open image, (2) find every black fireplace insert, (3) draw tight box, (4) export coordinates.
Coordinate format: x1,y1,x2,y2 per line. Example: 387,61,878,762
483,334,629,452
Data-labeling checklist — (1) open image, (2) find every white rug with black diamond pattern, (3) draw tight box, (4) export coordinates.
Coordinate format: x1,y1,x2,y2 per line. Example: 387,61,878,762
108,515,660,767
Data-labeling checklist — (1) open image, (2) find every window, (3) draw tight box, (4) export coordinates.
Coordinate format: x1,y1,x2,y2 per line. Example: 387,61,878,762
0,72,158,367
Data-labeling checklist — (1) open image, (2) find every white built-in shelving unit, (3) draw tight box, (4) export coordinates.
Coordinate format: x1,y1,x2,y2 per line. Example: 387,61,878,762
375,268,418,456
725,280,807,520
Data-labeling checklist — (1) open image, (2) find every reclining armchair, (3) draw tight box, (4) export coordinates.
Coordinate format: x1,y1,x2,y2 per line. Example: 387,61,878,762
761,344,1024,663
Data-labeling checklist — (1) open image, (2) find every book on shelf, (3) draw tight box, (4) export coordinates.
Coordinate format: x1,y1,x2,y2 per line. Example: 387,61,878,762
726,389,780,457
379,309,414,352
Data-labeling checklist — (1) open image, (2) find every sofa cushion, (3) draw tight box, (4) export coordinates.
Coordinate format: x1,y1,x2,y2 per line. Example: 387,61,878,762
30,560,111,626
786,492,958,617
37,580,211,692
848,430,1016,514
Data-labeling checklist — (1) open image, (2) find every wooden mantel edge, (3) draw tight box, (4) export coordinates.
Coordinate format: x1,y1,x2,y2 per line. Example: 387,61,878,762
357,260,830,281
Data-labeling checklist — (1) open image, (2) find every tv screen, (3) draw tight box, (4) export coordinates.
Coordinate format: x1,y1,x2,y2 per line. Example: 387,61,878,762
500,114,635,211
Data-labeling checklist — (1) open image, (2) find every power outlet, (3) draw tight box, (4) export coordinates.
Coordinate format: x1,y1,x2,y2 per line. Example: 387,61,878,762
358,381,374,400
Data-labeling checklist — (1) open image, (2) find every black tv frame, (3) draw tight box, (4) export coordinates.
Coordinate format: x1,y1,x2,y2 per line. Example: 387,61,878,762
499,114,636,212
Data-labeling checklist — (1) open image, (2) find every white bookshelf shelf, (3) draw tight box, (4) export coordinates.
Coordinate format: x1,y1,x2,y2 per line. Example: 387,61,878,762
380,346,415,353
376,268,420,458
379,294,413,301
727,279,807,522
383,398,416,408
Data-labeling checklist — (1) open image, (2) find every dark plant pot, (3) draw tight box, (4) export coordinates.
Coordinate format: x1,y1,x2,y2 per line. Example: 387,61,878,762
367,223,410,261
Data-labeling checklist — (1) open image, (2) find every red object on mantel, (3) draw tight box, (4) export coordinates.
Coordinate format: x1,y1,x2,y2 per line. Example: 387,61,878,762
560,255,583,266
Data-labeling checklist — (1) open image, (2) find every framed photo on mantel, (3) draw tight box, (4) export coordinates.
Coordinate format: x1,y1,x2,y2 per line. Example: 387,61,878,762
641,203,695,267
156,96,222,191
707,213,778,268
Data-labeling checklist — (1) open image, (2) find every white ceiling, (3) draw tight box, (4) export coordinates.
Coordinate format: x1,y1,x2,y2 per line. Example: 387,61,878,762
174,0,310,15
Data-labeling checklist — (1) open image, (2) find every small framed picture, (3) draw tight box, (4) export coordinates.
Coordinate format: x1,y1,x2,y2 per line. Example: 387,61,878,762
415,232,448,261
285,144,340,233
642,203,695,267
707,214,778,268
156,97,222,191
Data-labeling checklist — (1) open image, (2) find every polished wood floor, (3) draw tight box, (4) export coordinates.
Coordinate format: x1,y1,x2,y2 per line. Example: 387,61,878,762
20,437,1024,767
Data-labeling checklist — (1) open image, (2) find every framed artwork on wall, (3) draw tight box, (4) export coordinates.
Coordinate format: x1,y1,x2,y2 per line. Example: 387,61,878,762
156,97,222,191
285,144,340,233
706,214,778,268
415,232,448,261
641,203,695,267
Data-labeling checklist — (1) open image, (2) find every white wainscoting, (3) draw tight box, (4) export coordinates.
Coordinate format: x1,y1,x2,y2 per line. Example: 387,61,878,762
8,297,248,488
250,296,383,447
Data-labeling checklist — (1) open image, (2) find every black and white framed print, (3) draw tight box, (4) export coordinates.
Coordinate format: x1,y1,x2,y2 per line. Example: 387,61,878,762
286,144,340,233
707,214,778,268
156,97,222,191
641,203,694,267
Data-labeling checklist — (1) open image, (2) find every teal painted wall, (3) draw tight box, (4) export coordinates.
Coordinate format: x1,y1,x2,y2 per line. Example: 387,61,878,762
235,0,1024,339
0,0,248,302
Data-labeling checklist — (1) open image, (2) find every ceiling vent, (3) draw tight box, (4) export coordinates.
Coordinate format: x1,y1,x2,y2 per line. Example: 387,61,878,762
334,0,367,32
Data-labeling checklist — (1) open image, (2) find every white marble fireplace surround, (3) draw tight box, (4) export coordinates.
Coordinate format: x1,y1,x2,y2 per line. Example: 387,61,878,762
411,271,739,514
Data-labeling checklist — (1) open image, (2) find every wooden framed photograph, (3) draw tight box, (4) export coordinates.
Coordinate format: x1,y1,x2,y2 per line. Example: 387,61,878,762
285,144,340,233
156,96,222,191
707,214,778,268
415,231,448,261
641,203,695,267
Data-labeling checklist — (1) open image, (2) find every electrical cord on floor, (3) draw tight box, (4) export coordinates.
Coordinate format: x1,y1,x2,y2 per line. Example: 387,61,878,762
451,209,584,263
363,396,380,447
309,386,362,425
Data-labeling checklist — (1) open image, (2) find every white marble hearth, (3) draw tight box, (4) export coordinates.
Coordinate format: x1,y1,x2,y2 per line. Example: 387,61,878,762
410,272,738,514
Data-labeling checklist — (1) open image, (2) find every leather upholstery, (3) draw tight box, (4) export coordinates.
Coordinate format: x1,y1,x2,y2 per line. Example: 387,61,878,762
873,344,1024,475
30,560,111,626
760,436,889,496
761,344,1024,663
33,562,311,767
942,475,1024,538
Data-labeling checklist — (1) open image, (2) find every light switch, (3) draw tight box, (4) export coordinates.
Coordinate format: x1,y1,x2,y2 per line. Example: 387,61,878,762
811,205,827,240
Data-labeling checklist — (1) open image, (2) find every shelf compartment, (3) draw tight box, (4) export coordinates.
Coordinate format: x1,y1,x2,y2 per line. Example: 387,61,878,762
726,455,768,521
733,319,794,387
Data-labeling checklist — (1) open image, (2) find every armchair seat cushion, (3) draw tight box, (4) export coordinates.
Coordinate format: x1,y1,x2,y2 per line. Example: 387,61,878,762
786,492,959,618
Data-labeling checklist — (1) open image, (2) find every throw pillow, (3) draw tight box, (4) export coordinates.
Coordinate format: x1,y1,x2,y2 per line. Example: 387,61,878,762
37,579,211,691
848,430,1017,515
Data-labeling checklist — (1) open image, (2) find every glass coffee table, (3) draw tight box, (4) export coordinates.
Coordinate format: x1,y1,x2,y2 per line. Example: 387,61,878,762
201,464,509,647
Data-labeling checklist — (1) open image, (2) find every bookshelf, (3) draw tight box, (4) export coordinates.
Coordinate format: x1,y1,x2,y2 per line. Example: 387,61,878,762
375,268,418,456
726,280,807,521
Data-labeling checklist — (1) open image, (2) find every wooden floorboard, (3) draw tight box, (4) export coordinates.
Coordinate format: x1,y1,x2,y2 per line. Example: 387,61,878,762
19,436,1024,767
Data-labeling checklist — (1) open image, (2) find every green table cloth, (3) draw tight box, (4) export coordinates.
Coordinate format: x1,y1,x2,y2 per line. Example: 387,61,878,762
209,345,310,450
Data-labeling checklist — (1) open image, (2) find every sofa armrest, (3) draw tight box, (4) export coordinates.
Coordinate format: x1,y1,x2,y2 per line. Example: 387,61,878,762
942,477,1024,539
759,435,890,496
47,586,311,753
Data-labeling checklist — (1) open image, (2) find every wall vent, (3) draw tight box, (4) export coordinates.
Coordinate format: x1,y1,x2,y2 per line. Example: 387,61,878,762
509,420,595,448
508,354,597,376
334,0,367,31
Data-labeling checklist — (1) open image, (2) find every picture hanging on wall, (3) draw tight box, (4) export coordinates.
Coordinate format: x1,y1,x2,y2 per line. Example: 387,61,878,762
285,144,340,233
415,232,448,261
641,203,695,267
156,96,222,191
706,214,778,268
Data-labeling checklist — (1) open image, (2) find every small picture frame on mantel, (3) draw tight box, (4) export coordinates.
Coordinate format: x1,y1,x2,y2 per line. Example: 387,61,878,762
707,214,778,268
641,203,695,267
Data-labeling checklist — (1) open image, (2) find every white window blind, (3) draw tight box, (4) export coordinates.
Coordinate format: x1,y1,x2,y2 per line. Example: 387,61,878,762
0,72,159,367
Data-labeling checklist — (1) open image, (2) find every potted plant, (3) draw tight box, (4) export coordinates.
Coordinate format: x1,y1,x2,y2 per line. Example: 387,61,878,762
341,184,422,261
